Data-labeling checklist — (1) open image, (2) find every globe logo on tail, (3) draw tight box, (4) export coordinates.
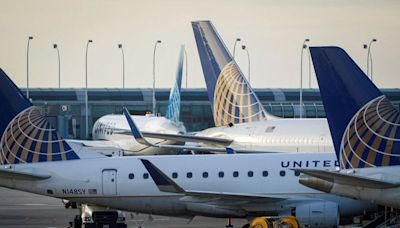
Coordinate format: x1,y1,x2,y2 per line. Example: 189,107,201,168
0,107,79,165
340,95,400,169
213,61,266,127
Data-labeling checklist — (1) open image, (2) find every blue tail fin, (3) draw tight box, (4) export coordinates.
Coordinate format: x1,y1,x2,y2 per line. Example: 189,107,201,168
165,45,184,125
0,69,79,165
192,21,268,127
310,47,400,169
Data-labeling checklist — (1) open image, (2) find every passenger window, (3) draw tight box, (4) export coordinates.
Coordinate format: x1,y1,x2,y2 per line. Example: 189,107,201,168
262,171,269,177
143,173,149,179
294,171,301,177
218,171,224,178
172,172,178,179
280,171,286,177
128,173,134,180
233,171,239,178
187,172,193,178
202,172,208,178
248,171,253,177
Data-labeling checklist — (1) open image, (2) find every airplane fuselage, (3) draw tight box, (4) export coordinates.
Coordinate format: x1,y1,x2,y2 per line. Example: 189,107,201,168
197,118,334,152
92,114,186,155
1,152,373,219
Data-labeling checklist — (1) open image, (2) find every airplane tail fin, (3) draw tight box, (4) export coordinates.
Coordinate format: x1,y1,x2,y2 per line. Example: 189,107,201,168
0,69,79,165
165,45,184,125
310,47,400,169
192,20,269,127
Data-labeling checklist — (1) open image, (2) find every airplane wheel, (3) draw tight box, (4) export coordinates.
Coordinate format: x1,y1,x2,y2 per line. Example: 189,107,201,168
249,217,270,228
279,216,300,228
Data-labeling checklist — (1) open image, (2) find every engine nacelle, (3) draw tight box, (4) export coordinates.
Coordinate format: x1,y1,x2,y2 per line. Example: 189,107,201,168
295,201,339,228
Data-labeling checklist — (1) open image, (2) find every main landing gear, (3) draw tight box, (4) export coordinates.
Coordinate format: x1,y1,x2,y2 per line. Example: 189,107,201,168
242,216,300,228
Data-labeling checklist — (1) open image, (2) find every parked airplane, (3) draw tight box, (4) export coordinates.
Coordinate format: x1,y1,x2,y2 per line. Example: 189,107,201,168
0,68,375,228
85,46,187,155
140,21,334,153
296,47,400,208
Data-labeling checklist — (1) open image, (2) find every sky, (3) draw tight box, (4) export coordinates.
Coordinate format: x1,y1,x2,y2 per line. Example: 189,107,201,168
0,0,399,89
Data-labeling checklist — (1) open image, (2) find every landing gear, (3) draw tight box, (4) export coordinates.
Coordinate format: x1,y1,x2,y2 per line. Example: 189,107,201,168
244,216,300,228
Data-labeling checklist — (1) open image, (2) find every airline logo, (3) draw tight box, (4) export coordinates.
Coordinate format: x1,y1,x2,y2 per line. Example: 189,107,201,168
0,107,79,164
340,95,400,168
213,61,266,127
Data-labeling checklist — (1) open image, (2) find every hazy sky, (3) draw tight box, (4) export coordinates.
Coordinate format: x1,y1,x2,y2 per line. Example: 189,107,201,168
1,0,399,89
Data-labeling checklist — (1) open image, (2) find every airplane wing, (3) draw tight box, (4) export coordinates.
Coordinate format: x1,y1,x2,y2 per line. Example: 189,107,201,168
122,107,276,154
141,159,284,203
141,132,233,146
0,168,51,181
294,169,400,189
117,130,233,147
66,139,120,148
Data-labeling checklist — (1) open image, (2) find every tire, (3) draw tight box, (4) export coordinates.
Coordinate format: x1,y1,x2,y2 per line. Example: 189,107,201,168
71,202,78,209
74,215,82,228
83,223,96,228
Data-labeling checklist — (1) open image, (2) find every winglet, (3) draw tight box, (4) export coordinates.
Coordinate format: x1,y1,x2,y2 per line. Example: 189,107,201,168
140,159,185,193
226,147,236,154
122,107,153,146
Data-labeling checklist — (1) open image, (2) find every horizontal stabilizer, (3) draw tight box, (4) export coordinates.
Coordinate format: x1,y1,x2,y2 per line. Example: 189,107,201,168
141,159,284,202
295,169,400,189
0,168,51,181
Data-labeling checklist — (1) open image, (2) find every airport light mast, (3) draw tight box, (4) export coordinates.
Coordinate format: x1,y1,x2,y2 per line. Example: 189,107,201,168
152,40,162,115
85,39,93,139
363,39,377,81
53,44,61,88
241,45,251,83
300,38,310,119
232,38,241,59
26,36,33,99
118,43,125,88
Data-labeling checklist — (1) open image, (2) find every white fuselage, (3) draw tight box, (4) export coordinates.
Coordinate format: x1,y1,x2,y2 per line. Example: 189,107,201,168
92,114,186,155
327,167,400,208
94,116,333,153
1,152,374,220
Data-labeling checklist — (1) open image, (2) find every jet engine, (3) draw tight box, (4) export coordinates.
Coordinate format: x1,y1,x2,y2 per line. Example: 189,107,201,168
294,201,339,228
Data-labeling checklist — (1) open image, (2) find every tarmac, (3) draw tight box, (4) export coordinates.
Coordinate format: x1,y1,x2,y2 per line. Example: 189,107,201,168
0,187,248,228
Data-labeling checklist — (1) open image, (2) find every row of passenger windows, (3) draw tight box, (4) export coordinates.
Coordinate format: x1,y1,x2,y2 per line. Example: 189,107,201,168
128,170,301,180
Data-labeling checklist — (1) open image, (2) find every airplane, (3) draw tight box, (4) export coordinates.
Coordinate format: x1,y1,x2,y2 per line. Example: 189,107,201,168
0,68,376,228
84,21,334,154
295,46,400,209
82,46,187,155
129,21,335,153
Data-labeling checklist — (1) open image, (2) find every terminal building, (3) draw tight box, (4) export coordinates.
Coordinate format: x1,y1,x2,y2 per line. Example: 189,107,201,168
26,88,400,140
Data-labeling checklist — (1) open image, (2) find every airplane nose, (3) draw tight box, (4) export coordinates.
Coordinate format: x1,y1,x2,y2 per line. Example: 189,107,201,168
299,174,334,193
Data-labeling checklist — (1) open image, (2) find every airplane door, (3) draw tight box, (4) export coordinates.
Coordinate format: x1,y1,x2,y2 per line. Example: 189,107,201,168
102,169,117,196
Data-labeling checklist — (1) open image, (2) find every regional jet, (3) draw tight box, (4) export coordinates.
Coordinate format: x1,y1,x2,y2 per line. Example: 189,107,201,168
296,47,400,209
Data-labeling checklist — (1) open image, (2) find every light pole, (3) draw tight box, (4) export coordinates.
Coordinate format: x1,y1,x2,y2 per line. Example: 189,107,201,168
241,45,251,83
26,36,33,99
152,40,162,115
85,39,93,139
184,47,188,88
118,44,125,88
53,44,61,88
308,49,312,88
300,38,310,118
363,39,377,80
232,38,241,59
